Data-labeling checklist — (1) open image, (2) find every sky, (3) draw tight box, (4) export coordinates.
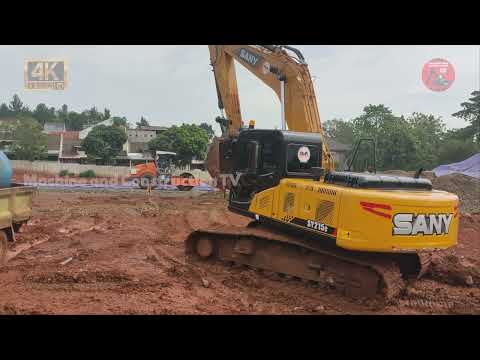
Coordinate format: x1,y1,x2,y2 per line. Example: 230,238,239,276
0,45,478,133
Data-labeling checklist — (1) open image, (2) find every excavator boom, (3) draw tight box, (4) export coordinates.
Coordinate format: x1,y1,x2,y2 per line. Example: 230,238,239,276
208,45,333,179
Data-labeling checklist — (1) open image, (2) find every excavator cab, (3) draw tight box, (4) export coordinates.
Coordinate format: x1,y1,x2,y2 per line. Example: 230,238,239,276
229,129,323,212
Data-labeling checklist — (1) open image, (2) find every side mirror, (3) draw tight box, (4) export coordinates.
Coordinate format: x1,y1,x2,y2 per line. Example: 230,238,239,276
311,167,324,181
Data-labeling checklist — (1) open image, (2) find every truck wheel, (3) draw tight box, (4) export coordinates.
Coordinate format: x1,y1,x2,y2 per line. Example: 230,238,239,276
0,230,8,266
138,174,158,190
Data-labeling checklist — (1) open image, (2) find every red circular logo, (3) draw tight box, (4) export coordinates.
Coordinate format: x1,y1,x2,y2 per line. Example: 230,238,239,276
422,58,455,92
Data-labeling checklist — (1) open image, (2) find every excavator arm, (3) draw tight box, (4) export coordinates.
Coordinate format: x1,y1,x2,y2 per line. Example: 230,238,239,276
208,45,333,179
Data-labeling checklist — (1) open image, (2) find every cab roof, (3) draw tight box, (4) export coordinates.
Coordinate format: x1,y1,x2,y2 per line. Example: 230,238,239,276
238,129,322,145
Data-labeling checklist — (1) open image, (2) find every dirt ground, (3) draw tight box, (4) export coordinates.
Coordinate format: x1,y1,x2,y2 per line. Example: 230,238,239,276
1,188,479,315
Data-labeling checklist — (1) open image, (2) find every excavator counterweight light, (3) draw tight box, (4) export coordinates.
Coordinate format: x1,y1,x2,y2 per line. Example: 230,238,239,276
248,120,256,129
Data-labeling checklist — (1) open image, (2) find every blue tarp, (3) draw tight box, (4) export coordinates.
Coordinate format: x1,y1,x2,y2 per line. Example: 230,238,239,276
22,180,215,192
433,153,480,178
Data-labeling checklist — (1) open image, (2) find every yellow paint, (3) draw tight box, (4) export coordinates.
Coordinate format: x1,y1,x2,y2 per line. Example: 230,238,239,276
248,178,459,253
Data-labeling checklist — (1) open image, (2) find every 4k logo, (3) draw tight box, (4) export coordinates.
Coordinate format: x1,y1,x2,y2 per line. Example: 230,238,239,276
25,60,68,90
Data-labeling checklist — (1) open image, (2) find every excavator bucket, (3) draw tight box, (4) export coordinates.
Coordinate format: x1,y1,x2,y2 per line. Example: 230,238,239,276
206,137,234,190
206,137,221,181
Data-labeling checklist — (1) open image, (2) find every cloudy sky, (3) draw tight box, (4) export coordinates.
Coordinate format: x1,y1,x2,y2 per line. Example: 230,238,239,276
0,45,478,133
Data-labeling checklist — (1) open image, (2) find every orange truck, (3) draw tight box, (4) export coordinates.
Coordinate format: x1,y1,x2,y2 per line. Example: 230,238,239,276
128,151,201,191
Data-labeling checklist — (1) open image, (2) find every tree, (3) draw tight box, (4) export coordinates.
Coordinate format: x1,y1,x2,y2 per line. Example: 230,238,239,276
83,107,104,127
199,122,215,140
452,90,480,143
103,108,111,121
66,111,86,131
57,104,69,124
407,113,445,169
33,103,57,126
8,94,29,114
136,116,150,128
81,125,127,164
323,118,355,145
112,116,129,128
148,124,209,165
0,103,11,118
148,133,174,153
349,105,416,170
10,119,47,161
436,138,479,165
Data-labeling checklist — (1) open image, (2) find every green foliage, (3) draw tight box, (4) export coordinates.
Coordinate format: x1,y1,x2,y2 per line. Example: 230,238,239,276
112,117,129,128
9,94,29,114
136,117,150,128
148,134,173,152
199,122,215,140
79,170,96,178
59,170,70,177
81,125,127,164
148,124,209,165
436,138,479,165
328,93,480,172
452,90,479,143
9,118,48,161
348,105,417,170
33,103,57,126
323,118,355,147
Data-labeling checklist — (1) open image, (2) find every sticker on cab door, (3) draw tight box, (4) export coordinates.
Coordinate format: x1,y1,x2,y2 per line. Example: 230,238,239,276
297,146,310,163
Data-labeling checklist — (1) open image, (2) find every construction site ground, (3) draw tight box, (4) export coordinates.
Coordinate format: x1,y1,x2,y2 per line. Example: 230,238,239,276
1,185,479,315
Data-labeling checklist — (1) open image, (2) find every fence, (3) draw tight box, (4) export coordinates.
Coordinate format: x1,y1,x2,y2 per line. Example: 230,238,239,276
11,160,212,182
11,160,131,178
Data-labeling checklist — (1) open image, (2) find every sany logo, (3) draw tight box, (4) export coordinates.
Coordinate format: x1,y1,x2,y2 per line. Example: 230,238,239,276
297,146,311,163
393,213,453,236
237,48,261,67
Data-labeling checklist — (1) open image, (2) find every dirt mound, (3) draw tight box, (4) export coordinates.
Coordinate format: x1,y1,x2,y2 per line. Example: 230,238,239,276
432,173,480,213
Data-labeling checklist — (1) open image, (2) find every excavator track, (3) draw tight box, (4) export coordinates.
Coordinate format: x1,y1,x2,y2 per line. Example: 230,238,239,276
185,222,431,301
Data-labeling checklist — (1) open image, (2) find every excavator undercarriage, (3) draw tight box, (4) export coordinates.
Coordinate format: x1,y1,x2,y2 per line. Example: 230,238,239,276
186,221,433,301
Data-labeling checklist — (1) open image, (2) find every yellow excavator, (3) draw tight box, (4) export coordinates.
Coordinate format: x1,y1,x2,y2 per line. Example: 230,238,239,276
185,45,459,299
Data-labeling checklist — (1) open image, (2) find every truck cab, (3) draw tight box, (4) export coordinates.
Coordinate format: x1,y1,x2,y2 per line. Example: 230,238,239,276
129,151,201,191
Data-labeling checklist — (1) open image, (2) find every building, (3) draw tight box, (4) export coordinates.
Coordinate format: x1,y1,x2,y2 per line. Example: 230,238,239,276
325,138,351,169
125,126,167,152
136,125,167,135
43,121,66,133
45,131,87,163
39,121,86,162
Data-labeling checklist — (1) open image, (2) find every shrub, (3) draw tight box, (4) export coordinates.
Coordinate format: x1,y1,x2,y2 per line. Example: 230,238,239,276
59,170,69,177
79,170,96,178
68,172,75,177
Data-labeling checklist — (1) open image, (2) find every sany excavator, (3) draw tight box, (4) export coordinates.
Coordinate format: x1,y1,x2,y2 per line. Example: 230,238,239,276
185,45,459,299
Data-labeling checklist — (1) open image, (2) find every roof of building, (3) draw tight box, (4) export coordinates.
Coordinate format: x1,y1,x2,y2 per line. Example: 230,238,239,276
44,122,66,133
79,118,115,139
137,126,167,131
